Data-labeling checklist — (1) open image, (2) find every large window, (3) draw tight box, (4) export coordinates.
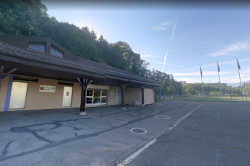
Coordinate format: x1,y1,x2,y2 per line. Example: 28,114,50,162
86,90,107,105
28,43,45,53
51,45,63,57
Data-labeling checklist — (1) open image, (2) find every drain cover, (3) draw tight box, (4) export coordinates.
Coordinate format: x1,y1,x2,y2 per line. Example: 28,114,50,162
131,128,147,134
155,115,170,119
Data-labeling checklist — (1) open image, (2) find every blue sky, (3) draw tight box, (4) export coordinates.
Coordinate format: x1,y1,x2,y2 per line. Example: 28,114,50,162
42,1,250,84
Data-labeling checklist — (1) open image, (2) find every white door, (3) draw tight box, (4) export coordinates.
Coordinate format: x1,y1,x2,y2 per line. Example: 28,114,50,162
116,87,122,105
9,82,28,109
62,86,72,107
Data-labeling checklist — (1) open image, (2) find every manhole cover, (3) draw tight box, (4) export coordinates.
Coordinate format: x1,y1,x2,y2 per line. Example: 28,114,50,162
131,128,147,134
155,115,170,119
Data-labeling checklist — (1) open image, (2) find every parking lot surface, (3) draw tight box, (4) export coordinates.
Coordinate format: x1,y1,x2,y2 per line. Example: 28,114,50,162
128,102,250,166
0,101,202,166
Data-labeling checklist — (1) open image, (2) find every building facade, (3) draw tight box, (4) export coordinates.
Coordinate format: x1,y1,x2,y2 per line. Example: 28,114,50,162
0,34,162,113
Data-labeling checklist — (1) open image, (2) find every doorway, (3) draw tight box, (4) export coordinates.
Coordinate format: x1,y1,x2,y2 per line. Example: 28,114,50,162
62,86,73,107
9,82,28,109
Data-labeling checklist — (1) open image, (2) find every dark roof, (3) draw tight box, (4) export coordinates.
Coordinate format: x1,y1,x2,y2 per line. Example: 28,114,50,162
0,41,162,86
0,34,78,60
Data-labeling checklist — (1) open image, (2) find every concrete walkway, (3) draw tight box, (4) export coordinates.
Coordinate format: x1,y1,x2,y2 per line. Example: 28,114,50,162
0,101,202,166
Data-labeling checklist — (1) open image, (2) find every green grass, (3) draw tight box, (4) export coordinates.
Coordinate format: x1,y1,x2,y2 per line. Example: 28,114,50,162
166,96,250,102
229,146,238,149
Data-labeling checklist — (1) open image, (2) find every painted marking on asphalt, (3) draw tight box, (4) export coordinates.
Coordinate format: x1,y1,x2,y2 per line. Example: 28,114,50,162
155,115,170,119
215,150,221,166
111,102,206,166
131,128,147,134
227,103,234,112
218,102,220,122
117,139,157,166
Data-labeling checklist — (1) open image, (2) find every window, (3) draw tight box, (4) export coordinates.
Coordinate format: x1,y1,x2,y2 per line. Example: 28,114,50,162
28,43,45,53
51,45,63,57
86,90,107,105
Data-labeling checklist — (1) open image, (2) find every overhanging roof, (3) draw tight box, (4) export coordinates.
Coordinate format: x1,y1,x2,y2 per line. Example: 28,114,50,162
0,41,163,87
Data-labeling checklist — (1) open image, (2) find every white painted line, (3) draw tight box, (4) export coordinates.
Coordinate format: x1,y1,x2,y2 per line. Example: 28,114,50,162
117,139,157,166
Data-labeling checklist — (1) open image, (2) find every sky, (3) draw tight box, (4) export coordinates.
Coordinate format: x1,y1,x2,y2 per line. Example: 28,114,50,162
42,1,250,85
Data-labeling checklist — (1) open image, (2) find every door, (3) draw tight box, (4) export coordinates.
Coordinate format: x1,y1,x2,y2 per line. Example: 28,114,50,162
9,82,28,109
116,87,122,105
62,86,72,107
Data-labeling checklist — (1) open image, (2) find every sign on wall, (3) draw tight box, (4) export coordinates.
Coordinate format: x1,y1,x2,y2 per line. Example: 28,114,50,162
110,92,114,98
39,85,56,92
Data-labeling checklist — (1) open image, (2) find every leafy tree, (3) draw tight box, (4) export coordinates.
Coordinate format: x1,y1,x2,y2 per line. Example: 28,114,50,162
0,0,182,94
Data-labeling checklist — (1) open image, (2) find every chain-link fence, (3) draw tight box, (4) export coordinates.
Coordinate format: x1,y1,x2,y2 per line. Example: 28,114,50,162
157,88,250,102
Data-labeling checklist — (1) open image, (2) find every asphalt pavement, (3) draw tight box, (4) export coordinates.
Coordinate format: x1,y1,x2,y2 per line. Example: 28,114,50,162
127,102,250,166
0,101,202,166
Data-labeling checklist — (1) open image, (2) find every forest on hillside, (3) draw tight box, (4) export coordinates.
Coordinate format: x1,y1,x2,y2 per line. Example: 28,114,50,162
183,83,249,96
0,0,183,95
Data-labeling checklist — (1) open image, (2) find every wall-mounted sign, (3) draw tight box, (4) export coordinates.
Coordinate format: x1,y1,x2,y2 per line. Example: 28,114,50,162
39,85,56,92
110,92,114,99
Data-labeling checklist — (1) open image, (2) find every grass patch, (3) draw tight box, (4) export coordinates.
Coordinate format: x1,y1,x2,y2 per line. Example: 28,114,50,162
229,146,238,149
169,124,174,127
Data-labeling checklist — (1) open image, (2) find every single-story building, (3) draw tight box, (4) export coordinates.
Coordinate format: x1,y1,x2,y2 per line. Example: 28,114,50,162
0,34,162,114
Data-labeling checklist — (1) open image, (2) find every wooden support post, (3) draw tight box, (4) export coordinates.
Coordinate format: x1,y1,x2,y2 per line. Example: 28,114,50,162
77,78,92,115
0,65,17,90
119,83,127,110
140,86,145,106
154,87,157,104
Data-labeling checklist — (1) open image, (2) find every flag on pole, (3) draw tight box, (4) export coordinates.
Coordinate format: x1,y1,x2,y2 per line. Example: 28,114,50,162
237,59,241,70
200,65,203,77
217,62,220,72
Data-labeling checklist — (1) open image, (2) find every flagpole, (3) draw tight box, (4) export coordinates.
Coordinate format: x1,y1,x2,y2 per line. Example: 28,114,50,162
200,64,204,100
217,61,222,100
237,58,243,101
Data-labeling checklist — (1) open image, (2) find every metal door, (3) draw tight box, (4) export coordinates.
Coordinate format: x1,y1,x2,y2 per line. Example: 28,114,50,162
9,82,28,109
62,86,72,107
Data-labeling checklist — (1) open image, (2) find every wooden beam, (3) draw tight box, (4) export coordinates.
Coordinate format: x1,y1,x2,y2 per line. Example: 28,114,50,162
0,65,17,90
2,67,18,78
154,87,157,104
119,83,127,109
77,78,92,115
140,86,145,106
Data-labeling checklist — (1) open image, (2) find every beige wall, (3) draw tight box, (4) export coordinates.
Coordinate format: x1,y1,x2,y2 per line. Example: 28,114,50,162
144,88,155,105
0,75,9,111
72,82,81,108
108,86,116,105
25,78,64,110
3,78,81,111
125,88,142,104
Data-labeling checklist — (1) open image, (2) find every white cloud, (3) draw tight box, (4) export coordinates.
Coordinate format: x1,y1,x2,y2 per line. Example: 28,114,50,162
151,21,172,31
172,71,229,77
151,26,168,31
141,52,165,58
183,58,250,71
174,68,250,84
207,42,250,57
162,52,168,72
140,50,182,68
160,22,171,26
169,22,177,44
